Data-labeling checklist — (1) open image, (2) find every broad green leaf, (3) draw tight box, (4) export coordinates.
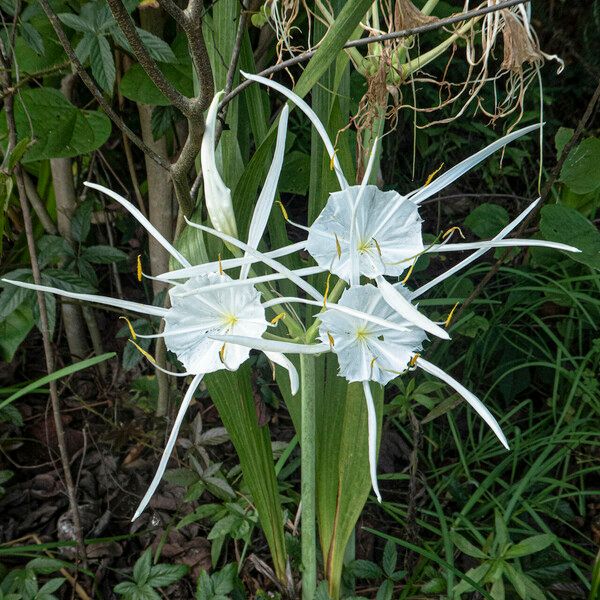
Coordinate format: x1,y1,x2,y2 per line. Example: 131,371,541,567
7,137,32,170
205,366,287,582
375,579,393,600
453,563,491,595
196,570,213,599
81,245,128,264
494,509,509,550
505,534,555,558
559,136,600,194
503,563,527,599
57,12,95,33
21,22,45,55
135,27,177,62
540,204,600,269
75,33,95,63
0,88,111,162
146,564,188,587
490,576,505,600
347,560,384,580
279,151,311,195
0,305,34,362
133,550,152,586
464,203,510,239
119,63,193,106
90,35,116,94
554,127,573,159
26,558,65,574
450,532,488,559
38,578,65,595
382,540,397,577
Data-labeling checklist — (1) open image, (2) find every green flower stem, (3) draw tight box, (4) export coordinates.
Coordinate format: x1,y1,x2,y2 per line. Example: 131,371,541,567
300,352,317,600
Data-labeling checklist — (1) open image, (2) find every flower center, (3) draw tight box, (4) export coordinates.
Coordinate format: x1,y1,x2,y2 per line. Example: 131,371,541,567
222,313,239,328
356,326,370,341
357,239,371,254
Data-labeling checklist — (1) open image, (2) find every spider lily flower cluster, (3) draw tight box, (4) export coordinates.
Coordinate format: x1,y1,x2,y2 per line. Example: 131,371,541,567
2,75,580,516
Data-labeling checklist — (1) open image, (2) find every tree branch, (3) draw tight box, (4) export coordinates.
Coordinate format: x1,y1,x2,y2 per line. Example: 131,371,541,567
220,0,529,109
38,0,171,172
156,0,186,28
106,0,192,115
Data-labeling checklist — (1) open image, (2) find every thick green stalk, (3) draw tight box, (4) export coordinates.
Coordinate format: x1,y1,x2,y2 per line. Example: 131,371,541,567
300,353,317,600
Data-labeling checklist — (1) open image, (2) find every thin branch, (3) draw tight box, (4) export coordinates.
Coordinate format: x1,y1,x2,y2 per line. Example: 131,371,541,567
220,0,529,109
156,0,186,28
38,0,170,171
106,0,192,115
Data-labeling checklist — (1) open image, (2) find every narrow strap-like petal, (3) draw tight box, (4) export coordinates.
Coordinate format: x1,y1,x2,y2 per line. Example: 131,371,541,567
362,381,382,503
412,198,541,299
241,71,348,191
184,218,324,302
426,239,580,253
376,276,450,340
1,278,167,317
241,105,289,280
264,351,299,395
417,357,509,450
201,92,238,238
156,241,307,281
410,123,541,205
84,182,191,268
132,374,203,521
207,334,329,355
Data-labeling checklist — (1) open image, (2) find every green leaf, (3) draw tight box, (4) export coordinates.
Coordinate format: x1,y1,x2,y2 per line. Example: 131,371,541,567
57,12,95,33
554,127,574,159
135,28,177,62
0,305,34,362
38,578,65,595
382,540,397,577
208,514,237,540
71,199,94,243
464,203,510,238
176,504,221,529
0,88,111,162
314,581,332,600
490,576,505,600
559,136,600,194
90,35,115,94
133,550,152,586
540,204,600,269
451,532,488,559
375,579,393,600
279,151,311,195
196,570,213,599
211,564,237,595
26,558,65,574
147,564,187,588
114,581,137,595
119,63,193,107
494,510,509,550
503,563,527,599
7,137,32,170
81,245,128,264
21,22,45,55
505,534,555,558
347,560,384,580
75,33,95,64
453,563,491,595
151,105,180,141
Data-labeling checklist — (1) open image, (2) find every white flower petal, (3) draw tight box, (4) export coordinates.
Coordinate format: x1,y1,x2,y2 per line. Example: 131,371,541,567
184,218,324,301
241,105,289,280
427,239,580,253
241,71,348,190
84,182,191,268
413,198,541,298
410,123,541,205
376,276,450,340
417,357,509,450
207,334,329,355
363,381,382,503
264,351,299,395
201,91,238,238
156,241,307,281
132,373,203,521
1,278,167,317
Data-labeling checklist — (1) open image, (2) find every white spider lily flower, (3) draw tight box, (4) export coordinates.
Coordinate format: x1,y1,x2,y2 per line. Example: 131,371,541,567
201,91,238,238
312,282,508,500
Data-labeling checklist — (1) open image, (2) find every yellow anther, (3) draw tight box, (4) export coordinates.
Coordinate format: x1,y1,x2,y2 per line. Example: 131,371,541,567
270,312,286,325
128,339,156,363
218,253,223,275
219,343,226,364
323,272,332,308
445,302,460,328
119,316,137,340
276,201,289,221
442,226,465,240
401,261,416,285
334,233,342,259
136,255,143,282
409,353,420,368
424,162,445,187
327,332,335,348
329,149,338,171
373,237,382,256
